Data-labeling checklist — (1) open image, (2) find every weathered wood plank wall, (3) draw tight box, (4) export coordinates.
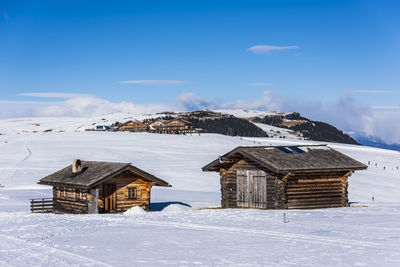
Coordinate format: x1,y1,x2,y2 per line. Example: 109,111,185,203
53,187,90,214
286,171,350,209
237,170,267,208
220,157,280,209
96,170,153,212
220,155,352,210
52,170,154,214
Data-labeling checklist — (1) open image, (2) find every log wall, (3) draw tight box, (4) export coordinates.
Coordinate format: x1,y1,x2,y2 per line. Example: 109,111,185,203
53,187,90,214
220,157,352,210
286,170,351,209
96,170,153,212
52,170,154,214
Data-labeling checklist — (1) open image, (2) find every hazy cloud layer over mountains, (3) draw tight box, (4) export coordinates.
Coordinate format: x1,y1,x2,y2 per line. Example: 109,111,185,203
0,96,172,120
1,92,399,144
177,91,400,145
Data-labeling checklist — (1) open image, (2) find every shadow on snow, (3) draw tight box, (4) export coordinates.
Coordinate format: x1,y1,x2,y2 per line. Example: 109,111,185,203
150,201,192,211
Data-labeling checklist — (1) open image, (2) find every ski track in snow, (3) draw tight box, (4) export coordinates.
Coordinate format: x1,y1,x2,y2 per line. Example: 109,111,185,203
22,145,32,162
135,220,382,248
0,233,112,267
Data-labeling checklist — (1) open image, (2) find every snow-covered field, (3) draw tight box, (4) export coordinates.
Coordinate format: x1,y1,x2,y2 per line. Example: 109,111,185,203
0,116,400,266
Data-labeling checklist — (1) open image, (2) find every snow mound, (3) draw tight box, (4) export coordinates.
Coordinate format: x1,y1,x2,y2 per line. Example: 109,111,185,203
161,204,192,213
124,206,147,216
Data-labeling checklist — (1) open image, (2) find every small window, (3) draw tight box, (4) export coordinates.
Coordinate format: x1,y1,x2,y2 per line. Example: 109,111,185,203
128,188,137,199
66,191,74,199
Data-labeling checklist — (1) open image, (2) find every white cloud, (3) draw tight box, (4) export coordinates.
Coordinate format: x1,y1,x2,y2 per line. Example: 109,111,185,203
247,45,299,54
351,90,395,94
33,96,171,117
177,91,282,112
247,82,272,86
176,91,400,144
221,91,283,112
118,80,188,85
285,95,372,136
18,92,91,98
176,92,220,111
0,96,171,119
0,100,54,119
365,110,400,144
371,106,400,110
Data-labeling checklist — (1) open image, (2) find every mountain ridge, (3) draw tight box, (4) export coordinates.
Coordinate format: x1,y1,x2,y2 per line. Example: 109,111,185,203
4,109,398,149
150,110,359,145
352,134,400,152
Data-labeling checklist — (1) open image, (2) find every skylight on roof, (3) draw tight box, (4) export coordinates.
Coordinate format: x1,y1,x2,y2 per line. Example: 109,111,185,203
289,146,306,154
276,146,293,154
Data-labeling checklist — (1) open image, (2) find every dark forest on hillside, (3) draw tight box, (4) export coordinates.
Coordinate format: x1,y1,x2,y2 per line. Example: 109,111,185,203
187,117,268,137
253,113,359,145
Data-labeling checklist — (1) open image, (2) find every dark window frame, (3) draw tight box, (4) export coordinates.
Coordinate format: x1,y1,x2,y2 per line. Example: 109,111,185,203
128,188,137,199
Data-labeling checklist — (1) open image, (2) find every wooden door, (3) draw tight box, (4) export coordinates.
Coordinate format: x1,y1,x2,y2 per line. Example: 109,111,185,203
103,184,116,212
237,170,267,208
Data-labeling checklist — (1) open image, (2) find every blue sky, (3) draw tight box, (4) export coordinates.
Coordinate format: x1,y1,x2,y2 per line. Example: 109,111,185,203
1,0,400,141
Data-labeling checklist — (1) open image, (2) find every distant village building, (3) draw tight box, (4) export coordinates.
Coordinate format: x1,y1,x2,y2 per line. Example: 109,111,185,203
148,120,166,133
118,118,198,134
84,125,110,131
118,121,148,132
163,119,194,134
37,159,170,214
94,125,110,131
203,145,367,209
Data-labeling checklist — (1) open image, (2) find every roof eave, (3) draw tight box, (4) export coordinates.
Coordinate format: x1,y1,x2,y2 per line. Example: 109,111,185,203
37,181,89,189
202,147,280,173
201,159,221,172
154,183,172,187
277,166,368,173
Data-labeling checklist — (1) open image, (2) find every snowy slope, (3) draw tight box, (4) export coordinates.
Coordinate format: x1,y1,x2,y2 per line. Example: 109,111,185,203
252,122,303,140
0,112,164,134
0,116,400,266
212,109,304,140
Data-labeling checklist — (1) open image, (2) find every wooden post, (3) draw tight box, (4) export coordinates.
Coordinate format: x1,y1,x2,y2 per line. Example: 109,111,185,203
281,172,291,209
88,189,99,214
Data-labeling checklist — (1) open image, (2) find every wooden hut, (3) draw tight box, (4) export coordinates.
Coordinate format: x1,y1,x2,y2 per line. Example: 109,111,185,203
118,120,148,132
38,159,170,214
202,145,367,209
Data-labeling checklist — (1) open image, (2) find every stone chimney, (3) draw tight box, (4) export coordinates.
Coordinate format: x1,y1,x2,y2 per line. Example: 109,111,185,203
72,159,82,173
